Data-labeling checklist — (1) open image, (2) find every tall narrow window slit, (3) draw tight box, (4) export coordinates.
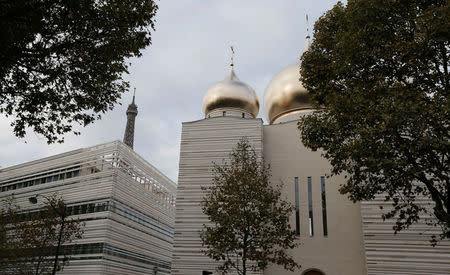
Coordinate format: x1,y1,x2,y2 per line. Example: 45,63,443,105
321,176,328,236
308,176,314,236
294,177,300,236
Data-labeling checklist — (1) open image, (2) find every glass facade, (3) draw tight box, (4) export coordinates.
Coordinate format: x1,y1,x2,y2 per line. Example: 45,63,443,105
0,167,81,192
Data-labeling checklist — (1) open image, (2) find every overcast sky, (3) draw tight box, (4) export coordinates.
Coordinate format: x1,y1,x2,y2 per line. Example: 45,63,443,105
0,0,342,182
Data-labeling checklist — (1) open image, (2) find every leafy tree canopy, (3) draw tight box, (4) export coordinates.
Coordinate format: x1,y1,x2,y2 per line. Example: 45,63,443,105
0,0,158,143
201,138,299,275
299,0,449,243
0,194,84,274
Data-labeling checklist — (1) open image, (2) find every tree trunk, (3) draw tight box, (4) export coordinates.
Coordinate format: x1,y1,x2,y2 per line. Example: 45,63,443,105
242,232,247,275
52,216,65,275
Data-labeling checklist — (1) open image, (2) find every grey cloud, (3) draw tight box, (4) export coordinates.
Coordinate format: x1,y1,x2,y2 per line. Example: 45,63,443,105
0,0,341,181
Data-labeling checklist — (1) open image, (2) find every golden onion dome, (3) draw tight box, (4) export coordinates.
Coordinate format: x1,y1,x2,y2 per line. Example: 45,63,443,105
202,67,259,118
263,37,313,124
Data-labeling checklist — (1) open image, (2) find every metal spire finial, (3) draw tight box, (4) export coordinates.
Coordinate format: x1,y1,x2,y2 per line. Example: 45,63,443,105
306,14,310,38
302,14,311,54
230,45,235,68
132,87,136,104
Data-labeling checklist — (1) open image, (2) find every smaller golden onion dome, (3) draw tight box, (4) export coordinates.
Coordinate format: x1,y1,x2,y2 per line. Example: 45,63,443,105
202,67,259,118
263,37,312,124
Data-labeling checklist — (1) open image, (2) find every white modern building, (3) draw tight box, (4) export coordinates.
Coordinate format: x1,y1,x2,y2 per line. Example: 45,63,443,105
0,97,177,274
171,36,450,275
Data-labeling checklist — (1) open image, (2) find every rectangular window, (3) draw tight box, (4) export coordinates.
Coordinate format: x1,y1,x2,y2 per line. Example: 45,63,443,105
67,206,73,216
294,177,300,236
73,205,80,215
321,176,328,236
95,203,104,212
222,111,226,116
81,204,87,214
308,176,314,236
88,203,95,213
81,244,88,254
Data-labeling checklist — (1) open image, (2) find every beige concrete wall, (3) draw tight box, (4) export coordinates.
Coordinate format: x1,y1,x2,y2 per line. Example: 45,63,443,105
207,107,254,119
263,118,367,275
171,116,263,275
362,194,450,275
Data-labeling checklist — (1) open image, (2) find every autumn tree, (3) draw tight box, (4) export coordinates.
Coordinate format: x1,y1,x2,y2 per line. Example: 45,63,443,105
0,0,158,143
201,138,299,275
0,194,84,274
299,0,449,243
0,196,23,272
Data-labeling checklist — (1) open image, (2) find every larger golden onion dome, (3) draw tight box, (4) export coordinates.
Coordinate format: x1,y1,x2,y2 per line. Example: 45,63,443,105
263,37,312,124
202,67,259,118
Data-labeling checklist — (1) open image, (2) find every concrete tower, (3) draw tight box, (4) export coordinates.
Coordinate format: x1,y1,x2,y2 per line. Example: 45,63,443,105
123,89,138,149
172,48,263,275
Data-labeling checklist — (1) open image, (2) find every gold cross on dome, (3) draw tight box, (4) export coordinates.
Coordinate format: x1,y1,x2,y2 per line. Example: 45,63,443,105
230,45,235,67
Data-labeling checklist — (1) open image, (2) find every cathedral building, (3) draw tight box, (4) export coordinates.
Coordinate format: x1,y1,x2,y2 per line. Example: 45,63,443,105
171,36,450,275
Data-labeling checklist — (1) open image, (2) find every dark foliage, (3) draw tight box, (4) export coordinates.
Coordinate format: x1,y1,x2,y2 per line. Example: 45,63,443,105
0,0,158,143
299,0,449,244
201,138,300,275
0,194,84,274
